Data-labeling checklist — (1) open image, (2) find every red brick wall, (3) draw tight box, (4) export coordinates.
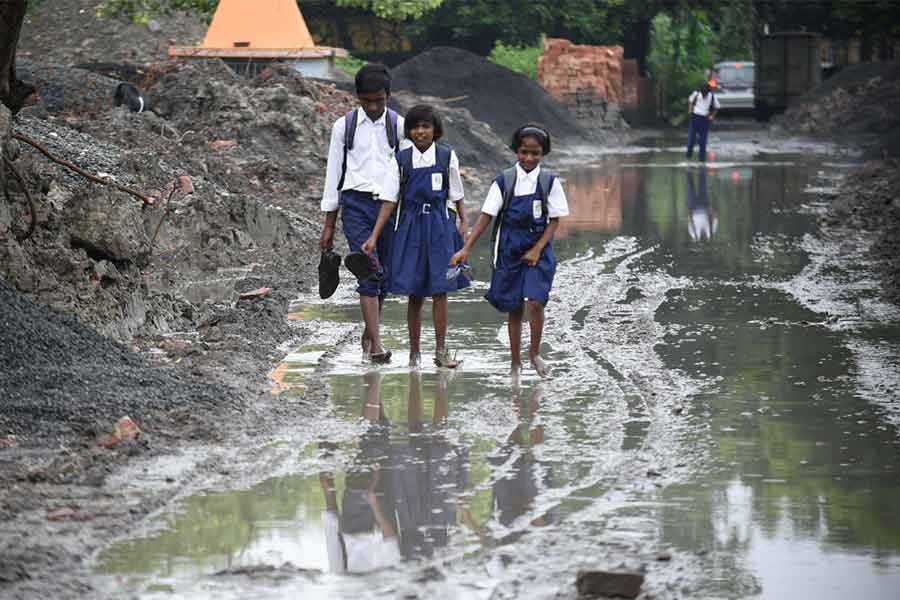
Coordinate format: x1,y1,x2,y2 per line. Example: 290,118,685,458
537,37,624,126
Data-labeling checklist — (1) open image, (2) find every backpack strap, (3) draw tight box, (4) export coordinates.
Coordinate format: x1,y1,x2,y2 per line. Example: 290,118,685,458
337,109,358,191
394,147,413,231
489,167,517,268
385,108,399,152
435,143,452,193
537,169,555,221
338,108,400,191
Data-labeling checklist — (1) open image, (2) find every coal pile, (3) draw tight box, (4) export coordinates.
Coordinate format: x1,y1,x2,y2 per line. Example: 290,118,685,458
777,61,900,158
392,46,586,142
0,278,238,443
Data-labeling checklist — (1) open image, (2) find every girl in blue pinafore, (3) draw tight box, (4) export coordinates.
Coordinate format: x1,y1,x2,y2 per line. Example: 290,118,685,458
451,123,569,378
364,104,469,369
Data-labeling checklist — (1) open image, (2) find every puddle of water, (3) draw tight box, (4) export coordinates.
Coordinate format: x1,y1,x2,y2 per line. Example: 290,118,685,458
97,149,900,599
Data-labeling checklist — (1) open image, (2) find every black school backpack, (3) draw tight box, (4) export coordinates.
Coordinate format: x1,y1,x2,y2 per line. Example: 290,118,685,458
489,166,556,267
394,143,452,230
336,108,401,190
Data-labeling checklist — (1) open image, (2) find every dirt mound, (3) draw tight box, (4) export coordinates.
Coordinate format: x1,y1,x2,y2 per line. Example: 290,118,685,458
18,0,205,66
776,61,900,158
822,160,900,303
392,46,586,143
0,278,237,443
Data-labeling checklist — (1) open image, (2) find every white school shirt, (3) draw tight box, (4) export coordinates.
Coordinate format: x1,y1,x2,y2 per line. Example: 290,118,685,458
381,142,465,204
320,107,407,212
480,163,569,218
689,91,721,116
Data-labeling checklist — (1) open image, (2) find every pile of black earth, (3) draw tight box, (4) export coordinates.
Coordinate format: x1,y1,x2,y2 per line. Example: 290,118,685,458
0,278,238,444
392,46,587,143
777,61,900,159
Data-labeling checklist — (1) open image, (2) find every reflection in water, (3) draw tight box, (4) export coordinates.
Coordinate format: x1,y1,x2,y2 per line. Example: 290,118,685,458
320,371,470,571
97,151,900,599
686,169,718,242
488,385,553,542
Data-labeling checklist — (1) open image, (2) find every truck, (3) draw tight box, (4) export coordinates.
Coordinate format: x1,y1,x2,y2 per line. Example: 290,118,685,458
754,32,821,118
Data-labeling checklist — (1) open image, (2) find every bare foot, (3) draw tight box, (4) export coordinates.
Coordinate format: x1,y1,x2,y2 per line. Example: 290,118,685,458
409,352,421,368
362,337,372,360
530,355,550,378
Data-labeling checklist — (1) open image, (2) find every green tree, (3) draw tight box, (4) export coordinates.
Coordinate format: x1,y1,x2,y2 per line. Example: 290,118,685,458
335,0,443,20
99,0,445,21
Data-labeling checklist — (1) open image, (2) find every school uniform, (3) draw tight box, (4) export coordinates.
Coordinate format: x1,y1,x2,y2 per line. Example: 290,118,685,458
481,164,569,313
686,90,720,162
382,142,469,297
321,107,406,297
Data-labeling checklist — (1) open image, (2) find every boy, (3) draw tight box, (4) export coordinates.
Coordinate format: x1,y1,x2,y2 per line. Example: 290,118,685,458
686,82,720,162
319,63,404,363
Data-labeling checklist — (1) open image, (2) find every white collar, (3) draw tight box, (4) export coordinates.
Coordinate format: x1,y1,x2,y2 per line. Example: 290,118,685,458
516,162,540,180
411,143,435,162
358,106,386,126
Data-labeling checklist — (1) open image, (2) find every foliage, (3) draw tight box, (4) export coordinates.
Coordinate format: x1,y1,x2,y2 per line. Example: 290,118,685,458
98,0,446,25
408,0,628,55
488,37,544,80
335,53,367,78
714,0,753,61
335,0,443,20
647,8,715,122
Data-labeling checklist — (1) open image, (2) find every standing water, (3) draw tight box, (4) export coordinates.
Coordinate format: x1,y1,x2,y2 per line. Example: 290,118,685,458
96,143,900,599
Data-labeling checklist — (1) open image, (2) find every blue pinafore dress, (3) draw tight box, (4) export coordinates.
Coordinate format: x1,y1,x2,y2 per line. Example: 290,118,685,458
388,147,469,297
485,180,556,313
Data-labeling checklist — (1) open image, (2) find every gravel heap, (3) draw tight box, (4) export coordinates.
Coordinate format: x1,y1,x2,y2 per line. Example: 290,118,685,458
822,160,900,303
0,277,237,442
776,61,900,158
18,0,205,66
392,46,586,142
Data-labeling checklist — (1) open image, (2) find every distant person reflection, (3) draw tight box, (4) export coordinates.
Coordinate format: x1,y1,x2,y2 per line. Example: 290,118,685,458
687,169,718,242
319,370,469,572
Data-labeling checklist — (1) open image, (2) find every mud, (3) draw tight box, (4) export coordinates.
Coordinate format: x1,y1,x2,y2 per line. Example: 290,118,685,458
3,11,900,598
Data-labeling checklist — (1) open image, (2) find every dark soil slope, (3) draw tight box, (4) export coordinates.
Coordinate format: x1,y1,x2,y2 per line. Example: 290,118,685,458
393,46,586,143
0,278,237,444
777,61,900,158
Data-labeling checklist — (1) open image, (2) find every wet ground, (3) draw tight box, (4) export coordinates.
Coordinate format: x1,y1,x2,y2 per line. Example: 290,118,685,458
92,137,900,599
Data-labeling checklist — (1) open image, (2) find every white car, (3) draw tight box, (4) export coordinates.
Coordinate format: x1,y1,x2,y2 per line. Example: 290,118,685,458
710,61,755,111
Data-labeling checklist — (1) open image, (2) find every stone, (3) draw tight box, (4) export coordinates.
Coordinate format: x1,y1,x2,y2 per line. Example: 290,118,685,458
209,139,238,152
64,188,149,264
0,435,17,448
46,506,76,520
115,416,141,442
576,570,644,599
239,287,271,300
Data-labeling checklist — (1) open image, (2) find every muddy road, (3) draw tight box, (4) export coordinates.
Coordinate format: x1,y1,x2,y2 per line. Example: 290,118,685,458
8,132,900,599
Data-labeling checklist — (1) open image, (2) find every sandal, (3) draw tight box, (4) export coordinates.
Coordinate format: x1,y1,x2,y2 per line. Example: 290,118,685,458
434,349,460,369
370,349,392,364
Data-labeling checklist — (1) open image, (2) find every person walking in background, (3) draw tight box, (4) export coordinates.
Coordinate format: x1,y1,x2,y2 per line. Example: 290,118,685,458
319,63,405,364
686,83,720,162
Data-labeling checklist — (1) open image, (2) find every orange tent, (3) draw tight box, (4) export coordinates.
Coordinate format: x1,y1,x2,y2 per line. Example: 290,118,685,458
201,0,315,49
